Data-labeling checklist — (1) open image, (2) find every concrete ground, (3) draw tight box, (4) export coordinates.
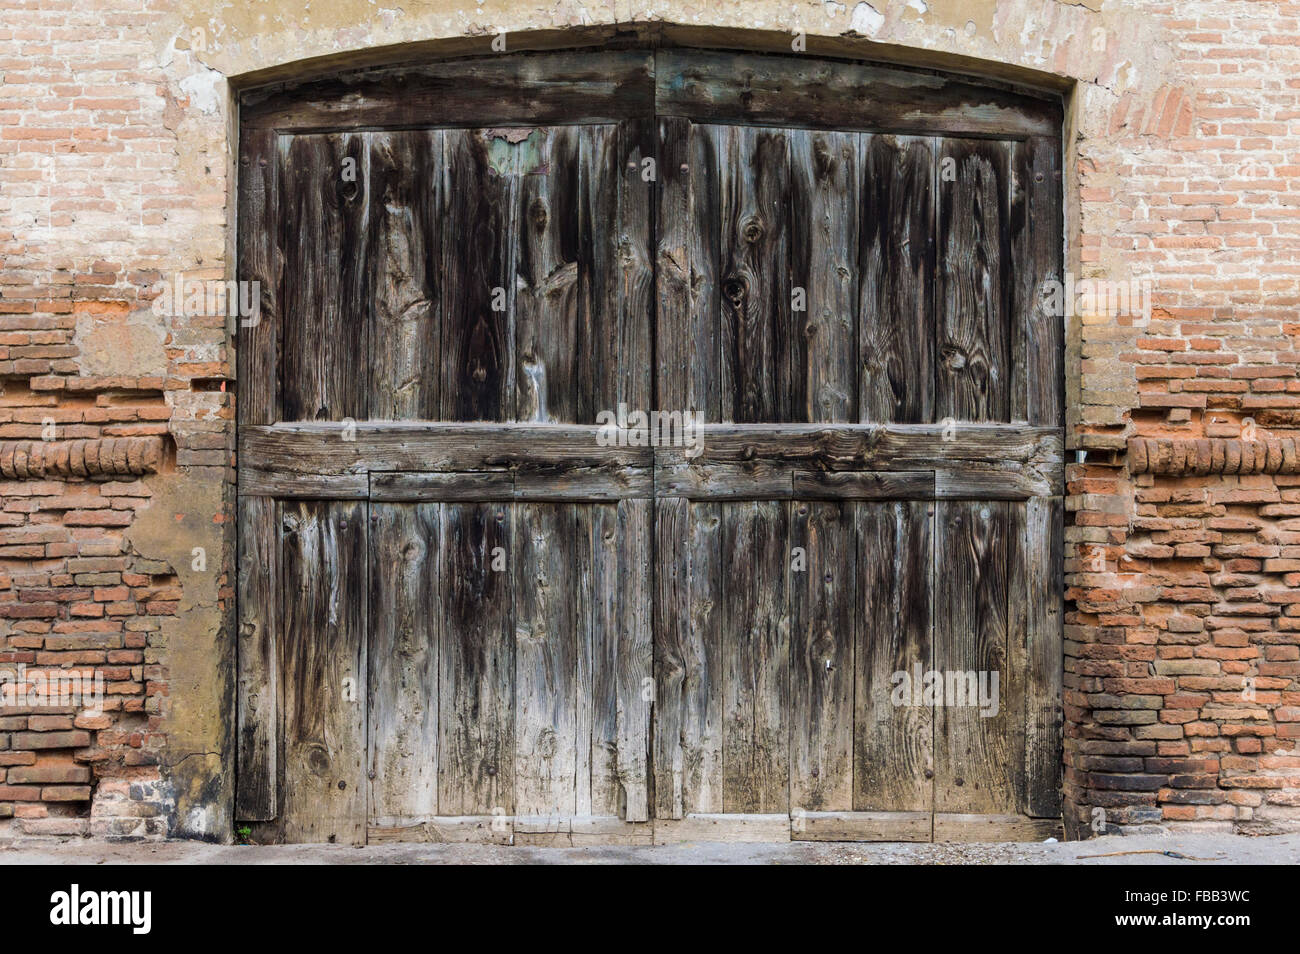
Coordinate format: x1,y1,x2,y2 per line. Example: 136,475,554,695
1,832,1296,864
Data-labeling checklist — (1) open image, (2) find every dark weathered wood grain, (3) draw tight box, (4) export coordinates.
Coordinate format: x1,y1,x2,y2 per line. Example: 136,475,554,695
236,495,277,821
236,128,279,427
652,496,690,818
654,50,1062,139
278,499,368,844
1011,135,1064,426
441,129,517,422
1022,496,1063,817
438,502,513,816
714,125,792,423
278,133,370,422
855,501,933,813
368,502,439,825
933,500,1016,813
368,130,442,420
936,138,1012,423
790,501,855,812
516,126,583,423
791,129,857,422
859,135,934,424
242,51,656,131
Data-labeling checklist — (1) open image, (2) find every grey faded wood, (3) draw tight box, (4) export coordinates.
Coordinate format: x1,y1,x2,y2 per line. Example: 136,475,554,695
242,50,656,131
438,502,514,816
514,503,580,818
651,495,690,818
936,138,1012,423
721,501,790,813
235,495,277,820
516,126,584,423
370,471,515,502
654,50,1062,139
236,127,278,427
682,500,724,813
367,503,440,826
793,470,933,500
790,129,857,423
859,135,934,424
368,130,442,420
278,133,371,422
713,125,792,423
278,499,368,845
441,129,517,422
1022,496,1064,816
655,461,795,500
855,501,933,813
933,500,1017,814
589,500,652,820
512,466,653,501
789,501,855,812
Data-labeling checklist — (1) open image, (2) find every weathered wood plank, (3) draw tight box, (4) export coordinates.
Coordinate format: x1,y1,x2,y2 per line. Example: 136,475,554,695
793,470,933,500
652,496,690,819
792,810,931,842
790,129,857,422
714,125,792,423
936,138,1012,423
278,132,370,422
441,129,517,422
367,502,439,826
682,500,724,814
438,502,513,816
1012,135,1064,426
721,500,789,813
235,496,277,820
513,467,653,501
1023,495,1064,817
242,51,656,131
367,815,512,845
236,127,279,427
590,500,652,821
655,461,794,500
514,503,579,818
516,126,584,423
933,500,1016,814
652,813,790,844
278,499,368,845
933,813,1063,842
789,501,855,813
370,471,514,502
859,134,934,424
654,50,1062,139
367,130,442,419
854,501,933,813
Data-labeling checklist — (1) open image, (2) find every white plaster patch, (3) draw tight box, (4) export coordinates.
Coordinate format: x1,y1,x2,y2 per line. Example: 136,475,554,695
178,62,224,116
849,2,884,35
907,0,926,14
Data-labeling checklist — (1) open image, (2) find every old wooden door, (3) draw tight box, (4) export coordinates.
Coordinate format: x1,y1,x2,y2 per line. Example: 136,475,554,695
235,48,1065,844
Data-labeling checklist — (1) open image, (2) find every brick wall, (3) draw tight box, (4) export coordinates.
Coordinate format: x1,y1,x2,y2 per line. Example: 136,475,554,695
0,0,1297,839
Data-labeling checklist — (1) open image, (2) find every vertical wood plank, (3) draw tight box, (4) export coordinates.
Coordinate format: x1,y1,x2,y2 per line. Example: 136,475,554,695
236,127,279,426
1023,495,1064,816
278,133,371,422
682,499,724,814
789,500,855,812
438,501,514,816
367,502,439,826
514,503,579,819
442,129,518,422
933,499,1016,814
574,502,595,818
714,125,792,423
1012,135,1064,426
517,127,582,423
235,495,277,820
790,129,858,423
721,500,790,813
368,130,442,420
936,138,1012,423
854,501,934,812
859,134,935,424
278,499,368,844
652,495,689,818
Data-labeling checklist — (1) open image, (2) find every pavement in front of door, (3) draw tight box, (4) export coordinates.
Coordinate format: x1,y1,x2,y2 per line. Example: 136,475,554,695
1,832,1296,864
